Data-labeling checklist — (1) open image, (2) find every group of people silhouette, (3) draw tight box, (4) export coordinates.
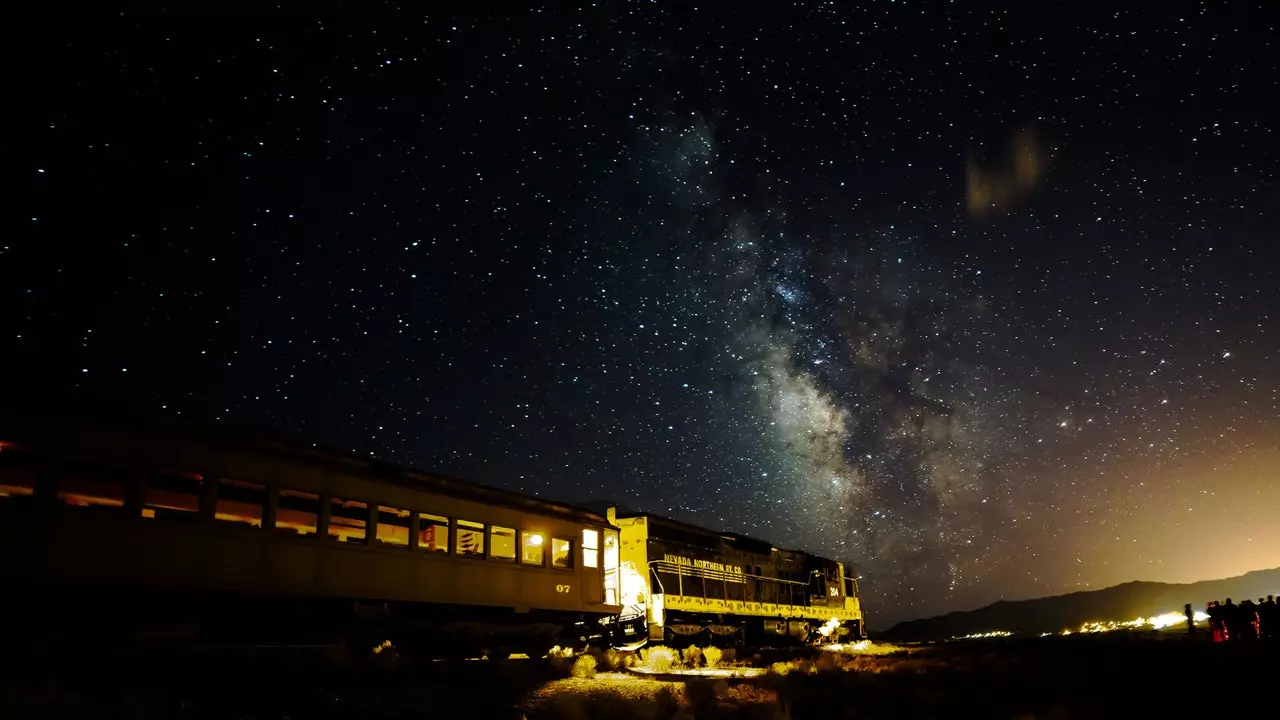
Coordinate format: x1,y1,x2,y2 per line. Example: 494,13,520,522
1191,596,1278,642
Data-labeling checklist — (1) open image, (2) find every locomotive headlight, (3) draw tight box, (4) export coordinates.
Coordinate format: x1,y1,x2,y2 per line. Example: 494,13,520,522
528,534,544,546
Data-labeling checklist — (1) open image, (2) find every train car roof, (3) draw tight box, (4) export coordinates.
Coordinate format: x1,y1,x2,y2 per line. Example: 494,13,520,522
613,508,837,563
0,405,612,527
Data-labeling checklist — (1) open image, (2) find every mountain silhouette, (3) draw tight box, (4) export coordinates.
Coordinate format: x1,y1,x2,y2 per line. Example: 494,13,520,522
881,567,1280,642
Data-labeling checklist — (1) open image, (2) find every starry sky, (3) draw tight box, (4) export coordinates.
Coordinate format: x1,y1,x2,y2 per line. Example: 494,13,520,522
12,2,1280,627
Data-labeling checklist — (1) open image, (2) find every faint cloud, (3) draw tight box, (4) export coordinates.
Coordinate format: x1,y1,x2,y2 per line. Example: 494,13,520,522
965,126,1046,220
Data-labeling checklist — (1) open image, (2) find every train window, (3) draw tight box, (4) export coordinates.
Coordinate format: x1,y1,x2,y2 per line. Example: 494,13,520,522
376,505,411,547
551,537,572,568
0,445,37,499
603,529,619,604
521,532,545,566
418,513,449,552
582,528,599,568
143,472,201,518
328,497,368,544
214,478,265,527
277,489,319,534
456,520,484,556
59,463,128,509
490,525,516,561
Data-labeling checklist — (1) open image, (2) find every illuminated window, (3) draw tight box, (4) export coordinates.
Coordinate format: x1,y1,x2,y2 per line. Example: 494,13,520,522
144,472,201,517
328,497,368,544
418,513,449,552
277,489,319,534
603,529,620,604
214,478,265,527
551,537,572,568
59,463,128,509
376,505,411,547
522,532,545,566
490,525,516,560
456,520,484,556
582,528,599,568
0,446,37,499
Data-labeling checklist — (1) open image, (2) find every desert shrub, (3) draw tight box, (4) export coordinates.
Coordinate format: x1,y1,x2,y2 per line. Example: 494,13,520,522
546,644,575,659
769,661,799,676
682,645,703,667
702,646,723,669
571,654,598,679
602,647,624,671
644,645,677,673
370,639,399,670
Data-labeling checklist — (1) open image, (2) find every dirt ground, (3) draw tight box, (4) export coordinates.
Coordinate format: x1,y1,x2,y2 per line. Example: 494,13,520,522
2,637,1277,719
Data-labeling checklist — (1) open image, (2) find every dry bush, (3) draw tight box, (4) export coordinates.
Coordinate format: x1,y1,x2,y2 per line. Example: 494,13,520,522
681,645,702,667
769,661,800,676
643,645,677,673
370,639,399,670
571,654,598,679
602,648,624,671
702,646,723,669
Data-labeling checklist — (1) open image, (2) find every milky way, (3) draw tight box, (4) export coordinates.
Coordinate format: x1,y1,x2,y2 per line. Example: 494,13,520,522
12,2,1280,625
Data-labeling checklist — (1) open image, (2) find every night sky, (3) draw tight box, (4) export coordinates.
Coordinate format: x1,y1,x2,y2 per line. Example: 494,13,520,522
13,2,1280,626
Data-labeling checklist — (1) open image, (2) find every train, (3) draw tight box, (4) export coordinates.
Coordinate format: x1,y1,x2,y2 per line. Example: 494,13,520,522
0,414,865,656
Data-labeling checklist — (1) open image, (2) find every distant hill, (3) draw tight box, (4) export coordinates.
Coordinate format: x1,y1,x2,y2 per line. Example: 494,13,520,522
881,567,1280,642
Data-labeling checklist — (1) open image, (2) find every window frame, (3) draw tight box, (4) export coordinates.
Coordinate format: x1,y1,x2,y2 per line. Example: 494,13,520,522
327,496,369,544
213,477,266,527
276,488,320,535
520,530,546,567
455,519,485,557
582,528,600,568
551,537,573,569
375,504,412,548
417,512,450,553
489,525,517,561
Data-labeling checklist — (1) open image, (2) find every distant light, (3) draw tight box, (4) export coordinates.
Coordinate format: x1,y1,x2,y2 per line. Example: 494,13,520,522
528,534,543,546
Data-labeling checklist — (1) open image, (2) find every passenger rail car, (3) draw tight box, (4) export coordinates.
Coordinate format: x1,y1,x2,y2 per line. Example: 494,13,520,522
610,509,865,647
0,419,621,656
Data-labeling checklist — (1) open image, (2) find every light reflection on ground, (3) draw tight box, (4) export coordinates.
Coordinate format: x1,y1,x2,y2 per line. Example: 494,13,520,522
628,665,766,679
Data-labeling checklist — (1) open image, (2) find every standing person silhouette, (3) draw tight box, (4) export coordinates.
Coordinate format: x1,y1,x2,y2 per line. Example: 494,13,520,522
1184,603,1196,638
1223,599,1239,641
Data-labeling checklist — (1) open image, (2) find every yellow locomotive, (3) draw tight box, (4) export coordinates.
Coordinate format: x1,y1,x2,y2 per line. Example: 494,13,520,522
610,509,865,648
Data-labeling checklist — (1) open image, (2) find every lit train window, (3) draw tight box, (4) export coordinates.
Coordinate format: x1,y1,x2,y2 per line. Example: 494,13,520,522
0,445,36,499
59,463,128,509
521,532,545,566
582,528,599,568
376,505,410,547
456,520,484,556
490,525,516,560
328,497,368,544
214,478,265,527
418,513,449,552
277,489,319,534
144,472,201,517
551,537,572,568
